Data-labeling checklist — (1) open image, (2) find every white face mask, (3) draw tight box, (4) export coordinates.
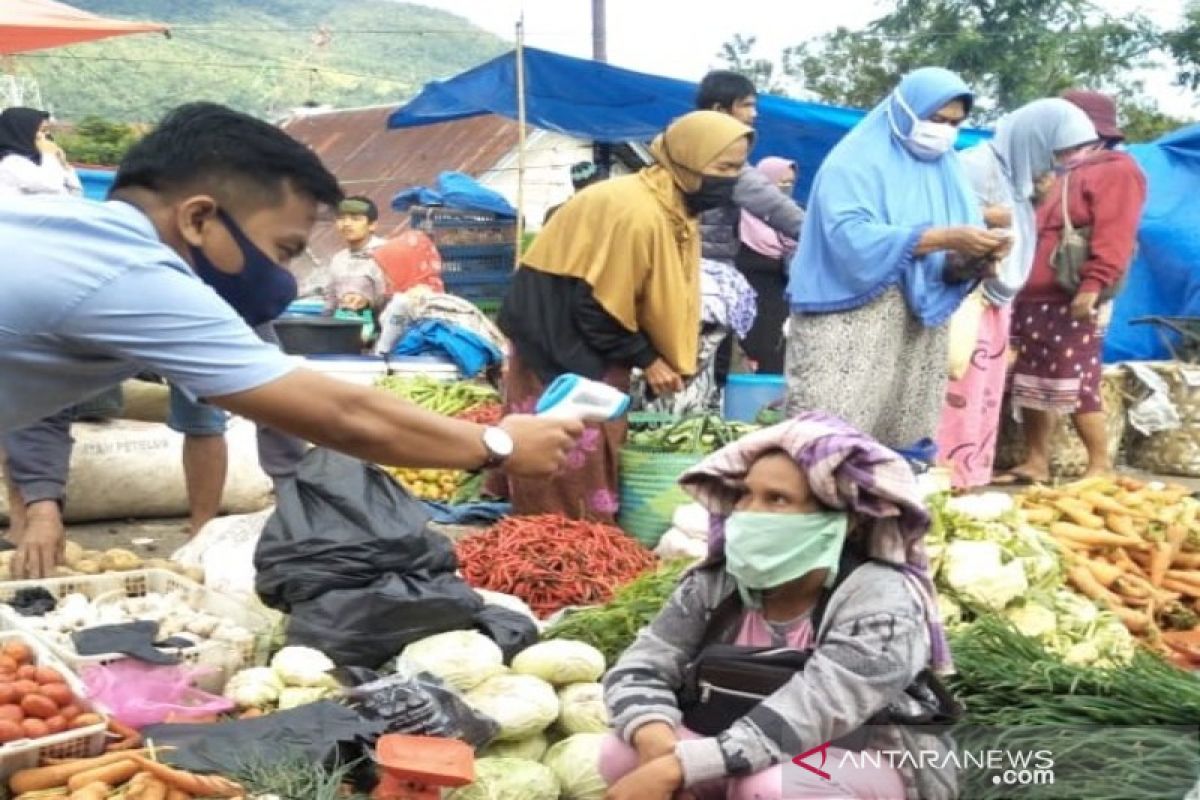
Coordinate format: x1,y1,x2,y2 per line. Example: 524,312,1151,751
888,91,960,161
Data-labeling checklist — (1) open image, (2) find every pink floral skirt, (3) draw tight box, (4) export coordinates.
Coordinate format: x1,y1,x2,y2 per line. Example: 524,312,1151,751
937,303,1012,489
485,353,628,522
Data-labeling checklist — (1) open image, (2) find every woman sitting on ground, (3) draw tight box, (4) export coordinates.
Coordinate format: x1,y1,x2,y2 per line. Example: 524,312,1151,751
601,412,954,800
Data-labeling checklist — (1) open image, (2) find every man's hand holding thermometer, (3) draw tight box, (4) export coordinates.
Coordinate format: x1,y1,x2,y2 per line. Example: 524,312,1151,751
476,375,626,475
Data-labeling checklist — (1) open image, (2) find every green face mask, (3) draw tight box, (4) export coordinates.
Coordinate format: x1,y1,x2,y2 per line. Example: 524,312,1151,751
724,511,849,608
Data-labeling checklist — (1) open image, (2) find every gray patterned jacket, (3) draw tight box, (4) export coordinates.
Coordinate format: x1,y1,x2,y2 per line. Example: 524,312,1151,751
603,561,948,797
700,167,805,264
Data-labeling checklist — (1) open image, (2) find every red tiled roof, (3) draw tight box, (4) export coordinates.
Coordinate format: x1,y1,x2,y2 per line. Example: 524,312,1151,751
282,106,519,260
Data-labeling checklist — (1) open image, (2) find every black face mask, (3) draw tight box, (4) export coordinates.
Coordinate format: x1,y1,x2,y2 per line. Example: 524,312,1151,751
685,174,738,215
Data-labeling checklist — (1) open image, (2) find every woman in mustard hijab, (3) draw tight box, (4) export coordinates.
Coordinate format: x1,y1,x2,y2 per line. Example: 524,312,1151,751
494,110,753,522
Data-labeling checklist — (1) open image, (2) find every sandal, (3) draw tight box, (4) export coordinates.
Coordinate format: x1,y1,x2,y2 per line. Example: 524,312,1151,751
991,470,1046,487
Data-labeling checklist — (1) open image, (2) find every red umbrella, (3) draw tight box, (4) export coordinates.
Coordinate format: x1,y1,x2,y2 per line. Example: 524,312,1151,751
1,0,167,55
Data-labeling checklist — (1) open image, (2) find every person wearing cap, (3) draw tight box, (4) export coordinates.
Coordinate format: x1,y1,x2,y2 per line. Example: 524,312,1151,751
1003,90,1148,483
323,195,388,315
542,160,603,225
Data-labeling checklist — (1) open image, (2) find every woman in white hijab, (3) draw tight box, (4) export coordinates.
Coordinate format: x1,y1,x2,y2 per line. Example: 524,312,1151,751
936,98,1097,489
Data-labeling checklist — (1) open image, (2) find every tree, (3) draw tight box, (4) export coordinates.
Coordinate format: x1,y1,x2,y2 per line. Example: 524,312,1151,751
780,0,1159,119
714,34,785,95
57,117,142,166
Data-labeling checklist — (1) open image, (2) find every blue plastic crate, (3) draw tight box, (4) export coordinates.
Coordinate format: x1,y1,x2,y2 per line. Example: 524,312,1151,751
443,272,510,305
438,243,515,275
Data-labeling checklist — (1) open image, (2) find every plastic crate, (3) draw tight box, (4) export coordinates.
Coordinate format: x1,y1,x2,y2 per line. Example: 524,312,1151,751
438,243,516,275
442,272,511,306
409,206,516,247
0,631,108,790
0,570,273,693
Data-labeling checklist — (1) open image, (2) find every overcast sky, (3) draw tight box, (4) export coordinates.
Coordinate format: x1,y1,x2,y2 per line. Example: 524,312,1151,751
411,0,1197,116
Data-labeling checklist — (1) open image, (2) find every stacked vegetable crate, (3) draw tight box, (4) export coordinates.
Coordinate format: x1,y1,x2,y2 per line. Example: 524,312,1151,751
0,570,273,693
410,206,516,311
0,632,108,789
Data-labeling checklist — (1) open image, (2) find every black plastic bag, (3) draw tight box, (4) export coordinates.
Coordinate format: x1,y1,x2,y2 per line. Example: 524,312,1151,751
255,449,457,611
341,668,500,749
142,701,380,774
474,604,539,662
285,571,483,669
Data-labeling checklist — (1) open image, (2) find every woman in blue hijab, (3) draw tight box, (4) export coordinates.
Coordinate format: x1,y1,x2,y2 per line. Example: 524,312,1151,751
784,67,1009,450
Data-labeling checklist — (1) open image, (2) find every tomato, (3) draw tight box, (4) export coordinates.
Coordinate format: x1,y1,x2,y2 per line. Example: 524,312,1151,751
0,705,24,723
1,642,32,666
20,695,58,720
0,720,21,744
39,683,73,708
0,684,17,705
0,657,17,674
11,680,38,698
33,667,65,686
20,718,48,739
15,666,35,681
43,715,66,735
57,704,80,721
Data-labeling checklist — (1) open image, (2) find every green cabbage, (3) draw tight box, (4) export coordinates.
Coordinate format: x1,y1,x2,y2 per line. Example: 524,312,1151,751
447,757,560,800
479,732,550,761
466,674,560,741
543,733,607,800
557,683,610,735
512,640,606,686
401,630,506,692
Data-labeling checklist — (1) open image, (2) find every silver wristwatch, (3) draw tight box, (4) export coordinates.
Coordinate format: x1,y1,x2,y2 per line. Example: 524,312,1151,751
480,426,514,469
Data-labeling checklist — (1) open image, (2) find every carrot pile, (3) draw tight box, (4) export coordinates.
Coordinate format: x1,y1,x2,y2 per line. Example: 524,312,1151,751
1016,476,1200,663
456,515,658,618
454,402,503,426
9,749,244,799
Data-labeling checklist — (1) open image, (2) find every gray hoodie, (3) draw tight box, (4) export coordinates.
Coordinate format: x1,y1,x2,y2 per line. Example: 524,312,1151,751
700,166,805,264
603,561,955,800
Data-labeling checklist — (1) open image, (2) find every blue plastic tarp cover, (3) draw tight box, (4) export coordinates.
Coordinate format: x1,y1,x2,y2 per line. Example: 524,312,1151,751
393,171,517,218
389,47,987,198
1105,124,1200,362
392,319,503,378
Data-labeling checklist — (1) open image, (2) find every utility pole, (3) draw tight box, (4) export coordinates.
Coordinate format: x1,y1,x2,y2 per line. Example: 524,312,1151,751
591,0,607,62
591,0,612,174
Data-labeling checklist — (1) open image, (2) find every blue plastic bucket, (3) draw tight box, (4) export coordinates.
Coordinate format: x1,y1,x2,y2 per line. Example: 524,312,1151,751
723,374,786,422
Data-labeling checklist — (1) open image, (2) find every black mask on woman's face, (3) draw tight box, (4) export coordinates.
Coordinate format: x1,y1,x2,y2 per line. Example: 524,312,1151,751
684,174,738,215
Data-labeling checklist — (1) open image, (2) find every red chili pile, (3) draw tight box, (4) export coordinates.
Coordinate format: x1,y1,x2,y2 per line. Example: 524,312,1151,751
455,403,503,426
456,515,657,618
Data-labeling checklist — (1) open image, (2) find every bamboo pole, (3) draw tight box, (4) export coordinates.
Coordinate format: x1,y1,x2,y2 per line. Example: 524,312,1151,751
514,14,527,271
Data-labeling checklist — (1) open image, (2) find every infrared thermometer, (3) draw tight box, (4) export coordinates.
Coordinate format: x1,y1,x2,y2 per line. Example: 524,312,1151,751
535,373,630,423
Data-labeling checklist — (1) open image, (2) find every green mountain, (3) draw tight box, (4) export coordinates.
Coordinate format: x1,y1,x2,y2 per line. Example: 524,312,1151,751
11,0,508,121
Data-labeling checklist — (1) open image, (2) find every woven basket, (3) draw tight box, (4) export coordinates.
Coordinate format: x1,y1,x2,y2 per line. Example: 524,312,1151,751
618,449,704,549
994,366,1127,479
1125,362,1200,477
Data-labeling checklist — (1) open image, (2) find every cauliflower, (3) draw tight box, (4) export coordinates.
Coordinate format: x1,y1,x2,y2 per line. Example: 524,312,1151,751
225,667,283,708
1005,603,1057,640
942,540,1028,611
1062,641,1100,667
277,685,336,710
271,646,336,687
945,492,1014,521
936,593,963,627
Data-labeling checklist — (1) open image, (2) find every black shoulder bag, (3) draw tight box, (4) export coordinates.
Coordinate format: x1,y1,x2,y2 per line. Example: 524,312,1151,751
677,549,961,749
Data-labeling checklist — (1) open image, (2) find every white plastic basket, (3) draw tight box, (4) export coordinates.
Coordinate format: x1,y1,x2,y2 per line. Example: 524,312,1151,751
0,570,272,692
0,631,108,794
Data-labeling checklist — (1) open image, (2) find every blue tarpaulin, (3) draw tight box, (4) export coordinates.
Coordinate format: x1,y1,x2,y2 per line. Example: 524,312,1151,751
1104,124,1200,362
388,47,988,198
390,48,1200,362
392,171,517,218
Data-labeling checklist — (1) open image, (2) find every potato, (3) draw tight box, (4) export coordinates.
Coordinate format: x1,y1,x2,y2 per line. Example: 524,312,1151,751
62,541,84,568
99,548,141,572
73,559,101,575
0,551,12,567
143,558,176,572
182,566,205,584
52,566,79,578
